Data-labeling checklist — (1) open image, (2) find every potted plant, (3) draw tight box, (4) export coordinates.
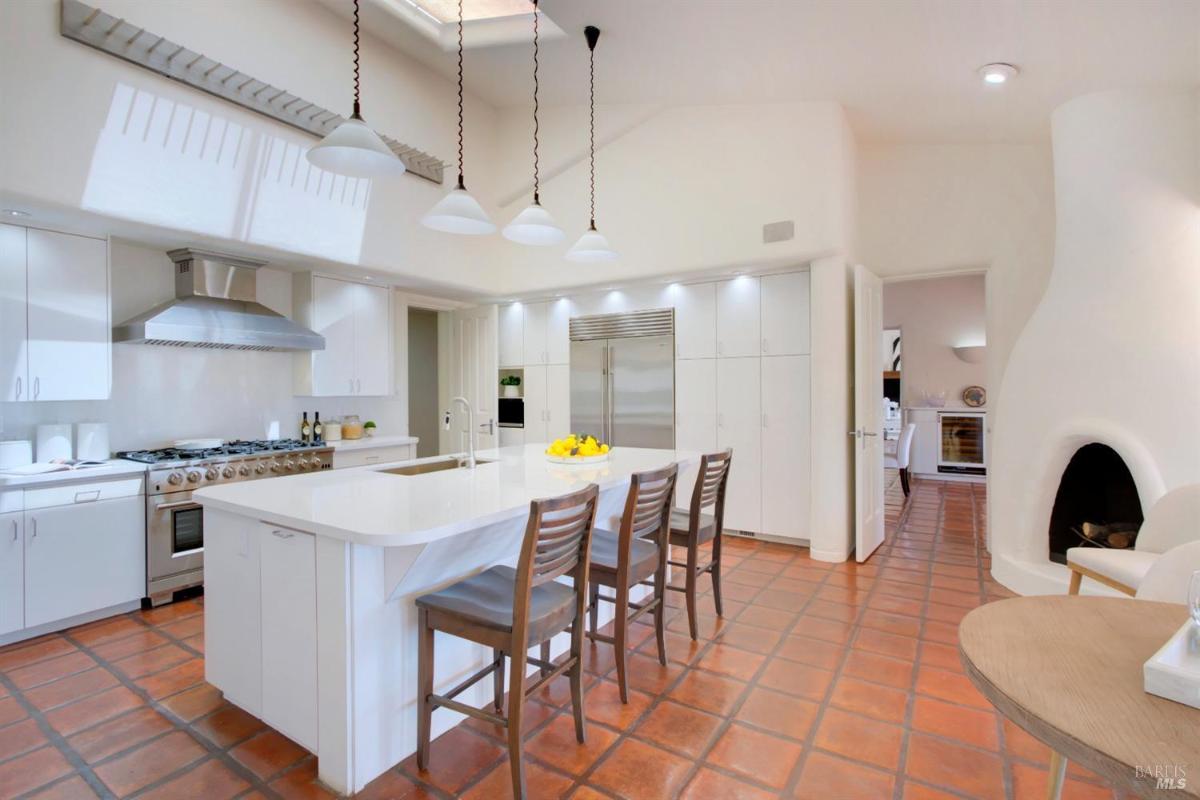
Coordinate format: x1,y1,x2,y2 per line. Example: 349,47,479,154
363,420,376,437
500,375,521,398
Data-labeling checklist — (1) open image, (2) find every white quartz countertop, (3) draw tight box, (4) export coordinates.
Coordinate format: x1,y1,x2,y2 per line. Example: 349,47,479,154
0,459,147,489
326,434,418,451
194,444,698,547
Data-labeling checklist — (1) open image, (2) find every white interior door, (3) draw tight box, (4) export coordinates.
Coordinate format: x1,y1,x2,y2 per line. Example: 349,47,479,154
448,305,499,452
853,264,885,562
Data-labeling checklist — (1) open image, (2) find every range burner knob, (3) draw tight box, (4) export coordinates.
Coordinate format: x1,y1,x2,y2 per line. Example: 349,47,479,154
238,465,251,477
283,459,295,472
222,466,236,479
269,460,282,473
186,471,201,483
205,467,219,481
254,463,267,475
295,458,309,470
167,472,184,486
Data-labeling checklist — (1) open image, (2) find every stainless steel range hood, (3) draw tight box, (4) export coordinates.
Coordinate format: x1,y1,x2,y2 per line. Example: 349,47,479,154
113,249,324,351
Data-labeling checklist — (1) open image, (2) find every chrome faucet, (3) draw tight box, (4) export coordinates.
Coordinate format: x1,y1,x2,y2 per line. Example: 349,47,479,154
444,396,477,468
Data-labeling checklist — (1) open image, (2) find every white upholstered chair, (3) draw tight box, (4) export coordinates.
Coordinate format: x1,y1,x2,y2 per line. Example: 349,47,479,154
1135,539,1200,603
1067,483,1200,596
884,423,917,496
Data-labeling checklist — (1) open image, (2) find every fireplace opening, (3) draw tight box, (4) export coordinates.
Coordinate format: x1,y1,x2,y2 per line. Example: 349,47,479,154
1047,444,1144,564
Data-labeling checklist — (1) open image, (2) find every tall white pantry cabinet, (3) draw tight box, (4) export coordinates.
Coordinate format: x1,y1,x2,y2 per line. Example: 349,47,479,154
497,270,813,542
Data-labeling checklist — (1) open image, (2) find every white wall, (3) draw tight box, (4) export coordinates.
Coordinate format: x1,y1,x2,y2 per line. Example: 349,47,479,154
857,144,1055,417
0,239,412,452
883,274,986,408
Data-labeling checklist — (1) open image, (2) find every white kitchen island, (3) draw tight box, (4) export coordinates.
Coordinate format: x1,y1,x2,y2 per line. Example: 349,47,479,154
194,443,696,794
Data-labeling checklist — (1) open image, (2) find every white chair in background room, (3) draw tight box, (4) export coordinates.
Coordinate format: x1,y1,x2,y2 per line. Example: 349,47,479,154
885,423,917,496
1134,539,1200,604
1067,483,1200,596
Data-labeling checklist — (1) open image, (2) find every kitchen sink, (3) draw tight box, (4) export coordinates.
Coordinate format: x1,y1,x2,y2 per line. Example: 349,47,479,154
378,458,494,476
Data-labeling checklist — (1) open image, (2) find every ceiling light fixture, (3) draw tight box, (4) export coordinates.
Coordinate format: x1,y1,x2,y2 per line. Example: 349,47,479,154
503,0,564,246
1,210,30,218
978,63,1018,86
421,0,495,234
307,0,406,178
566,26,618,264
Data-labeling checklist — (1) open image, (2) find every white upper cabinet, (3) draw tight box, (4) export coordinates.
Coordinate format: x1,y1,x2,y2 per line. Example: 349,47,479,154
353,282,391,396
0,225,27,402
523,364,548,443
672,283,717,359
760,272,811,356
522,302,548,365
761,355,812,539
546,299,571,365
0,226,110,402
295,275,391,396
498,303,524,368
716,356,762,533
716,277,761,358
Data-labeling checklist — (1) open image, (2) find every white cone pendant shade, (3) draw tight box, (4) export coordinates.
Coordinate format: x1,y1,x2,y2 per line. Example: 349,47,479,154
307,116,405,178
503,201,565,246
566,226,618,262
422,187,495,234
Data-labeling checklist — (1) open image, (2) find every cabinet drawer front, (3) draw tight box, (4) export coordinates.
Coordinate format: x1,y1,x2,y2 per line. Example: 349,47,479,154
24,496,144,628
0,491,22,514
24,476,144,510
332,445,413,469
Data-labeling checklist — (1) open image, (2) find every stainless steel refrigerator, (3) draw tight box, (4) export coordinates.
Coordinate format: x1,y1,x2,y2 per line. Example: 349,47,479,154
569,309,675,449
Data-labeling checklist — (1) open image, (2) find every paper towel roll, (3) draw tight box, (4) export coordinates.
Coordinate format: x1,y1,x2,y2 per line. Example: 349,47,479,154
76,423,111,462
36,424,73,462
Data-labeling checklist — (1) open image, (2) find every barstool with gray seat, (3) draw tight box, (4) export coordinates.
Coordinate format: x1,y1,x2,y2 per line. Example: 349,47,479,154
415,484,599,799
664,450,732,640
583,463,677,702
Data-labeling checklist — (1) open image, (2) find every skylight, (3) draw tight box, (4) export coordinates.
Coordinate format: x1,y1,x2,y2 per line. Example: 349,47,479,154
403,0,534,24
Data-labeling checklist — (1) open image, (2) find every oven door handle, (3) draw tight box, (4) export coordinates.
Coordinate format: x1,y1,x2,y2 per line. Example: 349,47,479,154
155,500,201,511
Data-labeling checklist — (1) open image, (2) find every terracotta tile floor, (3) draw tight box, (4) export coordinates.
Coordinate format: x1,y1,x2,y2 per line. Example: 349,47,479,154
0,473,1134,799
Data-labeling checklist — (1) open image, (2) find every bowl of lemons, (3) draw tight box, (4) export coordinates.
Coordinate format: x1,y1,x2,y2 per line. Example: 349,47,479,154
545,434,611,464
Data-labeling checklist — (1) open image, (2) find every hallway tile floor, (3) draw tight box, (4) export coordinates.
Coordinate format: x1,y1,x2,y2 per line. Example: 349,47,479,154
0,473,1129,799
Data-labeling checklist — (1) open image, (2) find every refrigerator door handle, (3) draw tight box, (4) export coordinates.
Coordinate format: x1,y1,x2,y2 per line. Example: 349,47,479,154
605,343,614,444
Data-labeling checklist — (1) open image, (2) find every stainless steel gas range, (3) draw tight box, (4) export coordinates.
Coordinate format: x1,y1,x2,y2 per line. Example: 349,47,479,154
118,440,334,606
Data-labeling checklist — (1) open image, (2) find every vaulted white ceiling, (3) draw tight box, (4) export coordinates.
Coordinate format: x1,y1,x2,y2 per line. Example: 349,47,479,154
333,0,1199,143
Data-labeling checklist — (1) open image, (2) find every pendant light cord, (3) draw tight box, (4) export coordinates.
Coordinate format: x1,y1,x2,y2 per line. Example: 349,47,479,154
532,0,541,205
351,0,362,118
456,0,465,189
588,33,596,229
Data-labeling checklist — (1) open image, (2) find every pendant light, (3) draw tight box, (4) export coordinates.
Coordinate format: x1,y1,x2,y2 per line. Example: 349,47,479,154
566,26,618,263
503,0,564,246
307,0,405,178
422,0,495,234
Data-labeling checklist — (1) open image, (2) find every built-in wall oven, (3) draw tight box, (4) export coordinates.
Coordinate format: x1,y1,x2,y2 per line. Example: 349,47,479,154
937,411,986,475
498,397,524,429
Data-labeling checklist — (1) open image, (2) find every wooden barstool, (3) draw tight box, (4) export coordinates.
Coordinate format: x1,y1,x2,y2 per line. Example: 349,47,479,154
581,464,677,702
664,450,732,640
415,484,599,799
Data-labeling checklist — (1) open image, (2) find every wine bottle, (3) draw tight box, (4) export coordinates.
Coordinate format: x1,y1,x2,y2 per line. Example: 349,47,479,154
313,412,323,443
301,412,312,444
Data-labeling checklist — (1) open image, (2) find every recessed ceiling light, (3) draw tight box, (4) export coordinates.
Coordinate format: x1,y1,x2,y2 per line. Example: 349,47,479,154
2,209,30,218
978,63,1018,86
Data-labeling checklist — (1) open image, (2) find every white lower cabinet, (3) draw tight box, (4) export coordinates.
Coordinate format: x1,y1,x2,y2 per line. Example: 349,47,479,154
332,444,415,469
498,427,524,447
761,356,811,540
204,511,263,716
716,358,762,533
260,524,318,752
675,359,717,504
23,496,143,628
0,512,23,636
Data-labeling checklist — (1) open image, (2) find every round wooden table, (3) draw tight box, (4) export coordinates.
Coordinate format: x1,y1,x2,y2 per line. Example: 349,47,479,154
958,596,1198,800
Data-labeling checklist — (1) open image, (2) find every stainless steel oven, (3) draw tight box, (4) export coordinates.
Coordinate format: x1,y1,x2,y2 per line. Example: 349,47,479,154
146,488,206,601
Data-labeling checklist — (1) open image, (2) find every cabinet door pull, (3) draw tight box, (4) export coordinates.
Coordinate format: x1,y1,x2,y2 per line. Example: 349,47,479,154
357,379,361,394
10,519,16,542
30,518,37,539
349,379,354,394
717,341,723,357
762,338,768,354
271,529,295,539
14,376,20,400
33,377,39,400
74,490,101,504
762,413,768,428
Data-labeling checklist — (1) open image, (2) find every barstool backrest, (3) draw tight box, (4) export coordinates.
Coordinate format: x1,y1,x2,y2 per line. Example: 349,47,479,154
519,484,600,589
620,463,679,567
689,449,733,525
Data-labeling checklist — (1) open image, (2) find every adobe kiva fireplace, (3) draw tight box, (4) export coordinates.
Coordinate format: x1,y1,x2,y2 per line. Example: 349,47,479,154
1047,444,1144,565
989,89,1200,595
